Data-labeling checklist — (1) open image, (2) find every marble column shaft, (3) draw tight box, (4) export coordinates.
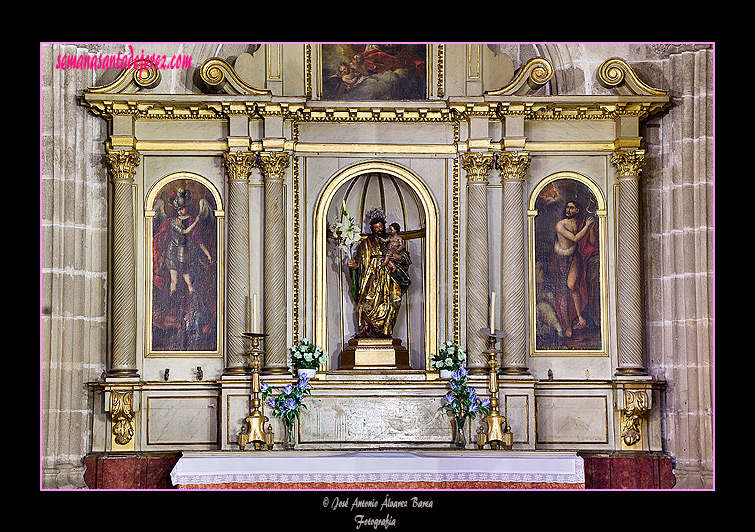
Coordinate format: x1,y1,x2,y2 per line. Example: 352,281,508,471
497,151,531,375
223,151,255,375
259,151,290,374
611,150,647,375
107,149,140,378
462,153,494,374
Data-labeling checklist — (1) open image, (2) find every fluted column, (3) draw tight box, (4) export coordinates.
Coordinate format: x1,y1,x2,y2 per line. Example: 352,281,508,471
258,151,290,374
223,150,256,375
462,152,494,375
106,149,140,378
611,149,648,376
496,151,531,375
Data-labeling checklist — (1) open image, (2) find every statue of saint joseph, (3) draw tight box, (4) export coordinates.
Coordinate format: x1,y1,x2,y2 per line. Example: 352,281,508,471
346,209,411,338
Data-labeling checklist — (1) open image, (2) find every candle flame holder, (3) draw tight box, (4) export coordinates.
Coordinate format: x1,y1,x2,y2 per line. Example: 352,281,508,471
479,327,513,450
238,332,271,451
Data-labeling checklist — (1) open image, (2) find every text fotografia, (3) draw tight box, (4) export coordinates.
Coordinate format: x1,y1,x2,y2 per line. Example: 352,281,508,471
55,46,191,71
325,494,433,529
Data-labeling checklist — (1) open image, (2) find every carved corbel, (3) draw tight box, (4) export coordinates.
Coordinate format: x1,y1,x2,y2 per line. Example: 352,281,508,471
619,389,649,447
200,57,271,96
107,389,136,449
485,57,554,96
598,58,668,96
87,58,161,94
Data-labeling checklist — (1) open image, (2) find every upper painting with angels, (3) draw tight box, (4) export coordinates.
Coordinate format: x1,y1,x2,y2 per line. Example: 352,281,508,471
321,44,427,100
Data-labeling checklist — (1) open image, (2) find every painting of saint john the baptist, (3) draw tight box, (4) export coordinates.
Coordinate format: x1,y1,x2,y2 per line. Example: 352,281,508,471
533,178,602,351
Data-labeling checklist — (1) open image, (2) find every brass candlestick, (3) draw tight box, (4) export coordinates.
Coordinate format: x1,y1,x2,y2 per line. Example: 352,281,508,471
239,333,271,451
479,327,510,450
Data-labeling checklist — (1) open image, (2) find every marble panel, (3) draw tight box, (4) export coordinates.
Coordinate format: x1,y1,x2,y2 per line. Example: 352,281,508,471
536,395,608,444
146,396,219,446
299,395,450,445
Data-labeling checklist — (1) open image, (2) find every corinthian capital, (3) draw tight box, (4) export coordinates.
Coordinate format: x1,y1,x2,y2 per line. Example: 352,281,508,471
461,152,494,182
611,149,646,178
496,151,531,180
258,151,290,182
106,149,139,181
223,150,256,181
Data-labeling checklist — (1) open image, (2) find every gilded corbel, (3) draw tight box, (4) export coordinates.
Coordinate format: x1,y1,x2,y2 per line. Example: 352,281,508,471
109,389,136,450
618,388,650,448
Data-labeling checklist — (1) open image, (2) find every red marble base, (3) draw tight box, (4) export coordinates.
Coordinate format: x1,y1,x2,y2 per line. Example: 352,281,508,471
83,451,675,490
84,453,181,489
579,452,676,489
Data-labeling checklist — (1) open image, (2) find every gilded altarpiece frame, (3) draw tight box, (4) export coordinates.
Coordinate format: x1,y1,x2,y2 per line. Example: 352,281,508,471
528,171,609,357
144,171,225,358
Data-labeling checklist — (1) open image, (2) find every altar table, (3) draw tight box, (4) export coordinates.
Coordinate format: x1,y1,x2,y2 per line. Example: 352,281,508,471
170,450,585,489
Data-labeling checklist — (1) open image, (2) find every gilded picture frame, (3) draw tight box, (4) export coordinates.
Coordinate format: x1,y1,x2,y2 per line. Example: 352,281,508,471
144,172,224,358
528,172,608,357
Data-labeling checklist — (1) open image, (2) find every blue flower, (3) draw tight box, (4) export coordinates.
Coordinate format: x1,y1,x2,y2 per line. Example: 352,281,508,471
283,383,293,395
480,398,491,409
297,374,310,390
260,382,269,394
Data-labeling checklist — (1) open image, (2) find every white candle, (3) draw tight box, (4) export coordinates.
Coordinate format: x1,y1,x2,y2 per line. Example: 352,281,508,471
489,292,496,332
252,293,258,332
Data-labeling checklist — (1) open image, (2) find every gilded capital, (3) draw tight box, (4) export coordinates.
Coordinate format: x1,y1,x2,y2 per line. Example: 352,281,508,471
611,149,646,178
223,150,256,181
258,151,290,182
106,149,139,182
496,151,531,180
461,152,494,183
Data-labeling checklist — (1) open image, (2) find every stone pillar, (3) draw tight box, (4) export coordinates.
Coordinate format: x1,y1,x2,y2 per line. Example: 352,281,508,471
611,149,648,376
106,148,140,378
222,150,256,375
462,152,494,374
496,151,531,375
258,151,290,374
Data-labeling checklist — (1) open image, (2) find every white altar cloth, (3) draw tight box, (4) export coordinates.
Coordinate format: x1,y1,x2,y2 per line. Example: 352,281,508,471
170,450,584,488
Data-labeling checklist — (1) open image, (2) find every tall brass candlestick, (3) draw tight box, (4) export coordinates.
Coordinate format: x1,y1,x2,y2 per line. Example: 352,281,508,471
239,333,270,451
480,327,508,450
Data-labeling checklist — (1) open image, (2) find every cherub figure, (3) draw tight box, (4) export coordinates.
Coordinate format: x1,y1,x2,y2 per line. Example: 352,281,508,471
377,222,404,272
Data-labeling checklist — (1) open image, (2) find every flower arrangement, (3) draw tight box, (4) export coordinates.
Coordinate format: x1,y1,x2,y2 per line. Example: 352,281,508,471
442,367,490,420
290,338,328,370
261,374,312,424
329,200,362,258
430,341,468,372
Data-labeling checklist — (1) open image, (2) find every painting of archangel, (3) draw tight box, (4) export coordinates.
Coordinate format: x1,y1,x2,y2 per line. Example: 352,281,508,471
151,179,218,353
533,178,602,351
321,44,426,100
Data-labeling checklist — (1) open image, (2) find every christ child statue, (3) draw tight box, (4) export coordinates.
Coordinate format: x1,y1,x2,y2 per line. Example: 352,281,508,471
378,222,404,272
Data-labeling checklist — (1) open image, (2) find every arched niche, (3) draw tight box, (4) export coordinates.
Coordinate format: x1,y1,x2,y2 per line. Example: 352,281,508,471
314,161,439,370
527,171,609,357
144,171,225,358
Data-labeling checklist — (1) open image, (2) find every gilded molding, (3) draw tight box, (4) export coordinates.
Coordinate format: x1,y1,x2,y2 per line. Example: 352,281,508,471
200,57,272,96
620,389,648,446
611,149,647,177
461,152,494,182
87,58,160,94
496,151,531,180
598,57,668,97
485,57,554,96
110,390,135,446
